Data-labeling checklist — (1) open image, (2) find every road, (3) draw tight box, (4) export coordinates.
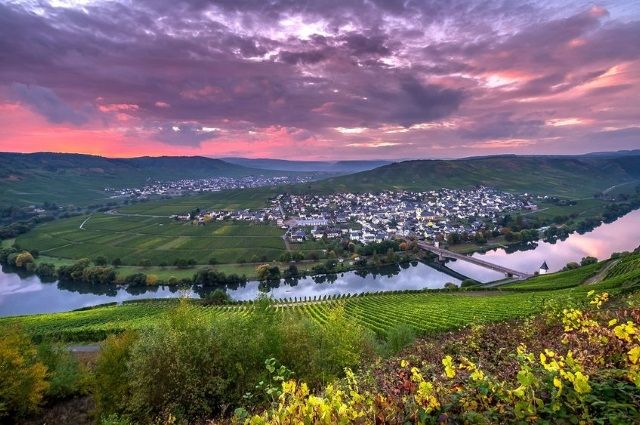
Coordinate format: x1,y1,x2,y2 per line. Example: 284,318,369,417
416,242,533,279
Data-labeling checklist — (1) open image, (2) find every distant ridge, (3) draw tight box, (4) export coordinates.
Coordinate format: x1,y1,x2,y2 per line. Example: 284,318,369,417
0,152,297,206
298,153,640,197
220,157,392,173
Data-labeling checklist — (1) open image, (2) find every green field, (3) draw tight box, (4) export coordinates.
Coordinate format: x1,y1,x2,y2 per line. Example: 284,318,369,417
5,252,639,342
16,213,287,266
119,188,277,215
528,198,610,221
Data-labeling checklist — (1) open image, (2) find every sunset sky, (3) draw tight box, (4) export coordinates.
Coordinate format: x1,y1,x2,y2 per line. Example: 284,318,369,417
1,0,639,160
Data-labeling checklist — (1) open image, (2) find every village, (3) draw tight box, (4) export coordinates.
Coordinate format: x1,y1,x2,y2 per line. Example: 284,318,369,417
179,187,538,245
104,175,314,199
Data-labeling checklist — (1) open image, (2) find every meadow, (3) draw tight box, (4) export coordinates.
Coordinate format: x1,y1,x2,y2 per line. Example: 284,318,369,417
16,213,288,266
119,188,278,215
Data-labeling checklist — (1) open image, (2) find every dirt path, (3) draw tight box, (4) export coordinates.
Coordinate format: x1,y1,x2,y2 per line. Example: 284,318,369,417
584,259,619,285
78,215,92,230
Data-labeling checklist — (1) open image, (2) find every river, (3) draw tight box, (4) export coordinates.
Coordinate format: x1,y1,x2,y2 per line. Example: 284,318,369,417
1,209,638,317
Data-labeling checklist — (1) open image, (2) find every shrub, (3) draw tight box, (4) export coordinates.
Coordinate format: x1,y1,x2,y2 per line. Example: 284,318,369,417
37,341,89,400
93,300,375,422
461,279,480,288
35,262,56,279
15,251,35,268
94,332,138,418
380,323,416,356
0,326,49,419
202,289,231,305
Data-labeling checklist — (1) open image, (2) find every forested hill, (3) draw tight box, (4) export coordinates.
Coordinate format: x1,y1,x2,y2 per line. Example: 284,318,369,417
0,152,293,206
298,154,640,197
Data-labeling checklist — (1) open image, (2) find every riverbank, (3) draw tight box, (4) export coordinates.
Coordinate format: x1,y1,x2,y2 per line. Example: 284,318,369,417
3,250,639,343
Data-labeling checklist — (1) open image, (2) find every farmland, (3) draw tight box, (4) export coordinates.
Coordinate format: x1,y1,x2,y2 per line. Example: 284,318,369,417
15,213,288,266
5,251,639,342
119,188,277,215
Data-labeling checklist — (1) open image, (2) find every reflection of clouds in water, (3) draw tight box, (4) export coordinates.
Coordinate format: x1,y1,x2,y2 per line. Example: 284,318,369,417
441,210,640,282
229,263,459,301
2,211,638,315
0,269,185,317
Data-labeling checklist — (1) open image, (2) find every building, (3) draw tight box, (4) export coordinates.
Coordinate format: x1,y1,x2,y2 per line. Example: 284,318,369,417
539,261,549,275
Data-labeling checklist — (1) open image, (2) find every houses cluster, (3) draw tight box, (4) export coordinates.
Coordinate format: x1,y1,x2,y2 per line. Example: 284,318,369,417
280,188,534,244
178,187,536,245
105,175,313,199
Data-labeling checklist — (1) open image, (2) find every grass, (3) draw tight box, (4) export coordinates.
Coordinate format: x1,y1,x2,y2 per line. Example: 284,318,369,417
528,198,609,221
5,252,639,342
16,213,288,266
119,188,278,215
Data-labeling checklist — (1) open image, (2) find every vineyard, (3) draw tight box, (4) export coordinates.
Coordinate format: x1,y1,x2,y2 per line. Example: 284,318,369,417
5,252,640,342
15,213,287,266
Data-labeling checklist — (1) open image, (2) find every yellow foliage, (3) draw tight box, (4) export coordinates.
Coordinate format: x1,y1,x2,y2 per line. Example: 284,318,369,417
0,326,49,419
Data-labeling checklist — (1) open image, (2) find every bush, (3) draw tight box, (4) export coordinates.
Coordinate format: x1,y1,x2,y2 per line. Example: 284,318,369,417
94,332,138,419
15,251,35,268
460,279,480,288
37,342,89,400
94,256,108,266
93,300,375,422
202,289,231,305
35,263,56,279
0,326,49,419
380,323,416,356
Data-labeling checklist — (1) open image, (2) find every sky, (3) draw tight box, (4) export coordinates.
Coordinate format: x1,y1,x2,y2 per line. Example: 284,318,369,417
0,0,639,160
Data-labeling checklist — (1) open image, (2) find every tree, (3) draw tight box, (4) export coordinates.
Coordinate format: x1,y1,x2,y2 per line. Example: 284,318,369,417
15,251,34,268
94,256,108,266
112,258,122,267
0,326,49,419
208,257,218,265
283,264,299,279
580,256,598,266
256,264,281,281
446,232,461,245
139,259,152,268
145,275,159,286
279,252,292,263
203,289,230,305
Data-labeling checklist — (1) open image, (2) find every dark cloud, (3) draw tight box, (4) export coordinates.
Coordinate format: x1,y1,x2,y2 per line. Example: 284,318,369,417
0,0,639,155
462,113,544,140
9,83,90,125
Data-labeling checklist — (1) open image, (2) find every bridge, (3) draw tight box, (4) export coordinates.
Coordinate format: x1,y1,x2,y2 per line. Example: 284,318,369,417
415,241,533,280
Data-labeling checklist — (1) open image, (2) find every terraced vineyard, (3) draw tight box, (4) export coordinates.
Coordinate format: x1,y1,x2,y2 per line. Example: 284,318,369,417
4,252,639,342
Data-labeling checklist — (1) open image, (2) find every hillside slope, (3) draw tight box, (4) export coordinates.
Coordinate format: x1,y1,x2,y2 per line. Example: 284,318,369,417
301,154,640,196
0,153,291,207
221,157,391,173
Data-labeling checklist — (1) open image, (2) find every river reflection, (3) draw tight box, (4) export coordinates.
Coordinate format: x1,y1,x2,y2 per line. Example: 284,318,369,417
2,209,638,316
0,261,458,317
446,209,640,282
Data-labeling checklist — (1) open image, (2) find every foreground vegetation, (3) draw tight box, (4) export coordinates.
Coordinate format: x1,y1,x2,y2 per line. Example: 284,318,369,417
1,250,639,424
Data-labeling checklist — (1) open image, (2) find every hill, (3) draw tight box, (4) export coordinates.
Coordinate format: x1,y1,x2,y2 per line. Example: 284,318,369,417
221,157,391,173
300,154,640,197
0,152,298,207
